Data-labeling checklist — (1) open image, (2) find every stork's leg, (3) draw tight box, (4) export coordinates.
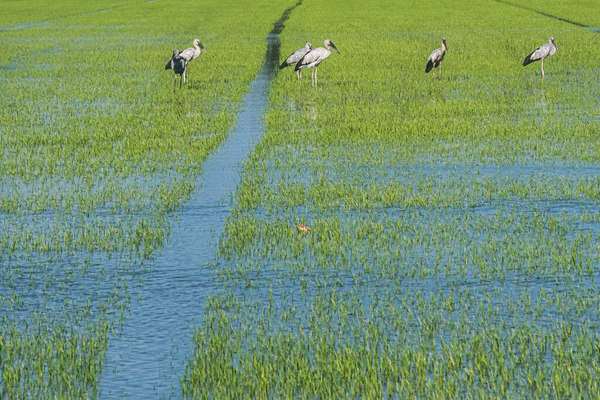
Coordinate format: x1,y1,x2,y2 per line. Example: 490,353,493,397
173,75,177,92
311,68,315,87
439,62,443,80
297,70,301,80
315,66,318,88
541,58,545,79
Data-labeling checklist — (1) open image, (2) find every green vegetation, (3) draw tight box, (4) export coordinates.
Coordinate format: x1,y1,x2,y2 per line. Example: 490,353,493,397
182,0,600,397
506,0,600,27
0,0,292,396
2,0,599,397
0,0,134,28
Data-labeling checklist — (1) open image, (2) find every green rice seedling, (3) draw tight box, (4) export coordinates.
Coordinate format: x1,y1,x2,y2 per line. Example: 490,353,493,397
0,0,295,396
499,0,600,28
184,0,600,397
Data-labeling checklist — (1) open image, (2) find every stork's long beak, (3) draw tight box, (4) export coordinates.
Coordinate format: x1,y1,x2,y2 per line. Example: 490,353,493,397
199,42,207,53
330,41,340,54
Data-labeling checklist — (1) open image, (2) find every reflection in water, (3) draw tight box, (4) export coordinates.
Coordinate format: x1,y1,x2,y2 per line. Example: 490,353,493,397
310,103,318,120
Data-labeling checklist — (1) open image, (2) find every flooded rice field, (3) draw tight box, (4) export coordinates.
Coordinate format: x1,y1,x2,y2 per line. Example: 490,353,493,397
1,0,599,398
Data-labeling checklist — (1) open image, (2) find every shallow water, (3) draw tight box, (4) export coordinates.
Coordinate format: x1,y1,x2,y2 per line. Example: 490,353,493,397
0,20,52,31
98,3,298,394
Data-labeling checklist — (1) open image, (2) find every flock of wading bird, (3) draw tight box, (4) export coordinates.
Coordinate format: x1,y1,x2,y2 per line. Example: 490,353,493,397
165,36,558,91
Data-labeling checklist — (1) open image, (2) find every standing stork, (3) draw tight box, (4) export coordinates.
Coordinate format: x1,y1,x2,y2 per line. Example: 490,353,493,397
523,37,557,79
177,39,207,84
279,42,313,80
425,37,447,79
295,39,340,88
165,48,187,92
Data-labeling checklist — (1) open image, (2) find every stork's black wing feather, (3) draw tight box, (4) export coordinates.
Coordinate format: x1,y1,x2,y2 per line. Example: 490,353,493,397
172,57,186,75
294,53,320,71
293,54,307,71
425,59,434,73
522,50,537,66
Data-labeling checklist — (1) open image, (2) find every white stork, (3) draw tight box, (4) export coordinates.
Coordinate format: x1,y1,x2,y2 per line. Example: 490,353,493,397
279,42,313,80
294,39,339,87
425,37,447,79
177,39,207,84
523,37,557,79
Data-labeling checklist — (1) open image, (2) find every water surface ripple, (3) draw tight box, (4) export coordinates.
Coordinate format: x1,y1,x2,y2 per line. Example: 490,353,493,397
99,2,300,398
